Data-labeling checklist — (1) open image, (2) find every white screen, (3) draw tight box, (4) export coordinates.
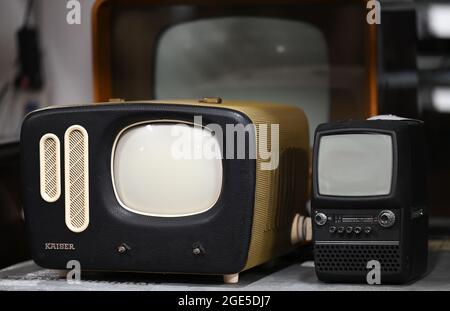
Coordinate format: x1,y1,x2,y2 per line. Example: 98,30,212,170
318,134,393,196
112,123,223,217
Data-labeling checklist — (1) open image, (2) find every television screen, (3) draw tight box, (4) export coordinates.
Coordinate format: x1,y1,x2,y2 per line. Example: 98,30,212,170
97,2,376,145
112,123,223,217
155,17,329,142
318,134,393,197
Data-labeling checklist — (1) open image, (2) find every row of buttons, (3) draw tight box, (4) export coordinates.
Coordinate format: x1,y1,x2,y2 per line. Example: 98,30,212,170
329,226,372,234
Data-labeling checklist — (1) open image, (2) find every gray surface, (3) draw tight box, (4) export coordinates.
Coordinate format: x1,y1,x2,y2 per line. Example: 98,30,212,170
0,243,449,291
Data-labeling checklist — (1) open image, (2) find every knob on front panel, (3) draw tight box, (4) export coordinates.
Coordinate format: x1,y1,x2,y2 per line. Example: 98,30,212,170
378,210,396,228
315,212,327,226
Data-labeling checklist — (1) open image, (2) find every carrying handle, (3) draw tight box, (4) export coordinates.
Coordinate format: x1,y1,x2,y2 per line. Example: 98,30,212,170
291,214,312,245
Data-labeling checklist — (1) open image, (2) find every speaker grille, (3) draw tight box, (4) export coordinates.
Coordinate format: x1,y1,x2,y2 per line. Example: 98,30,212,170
266,148,306,232
64,125,89,232
315,244,401,273
39,134,61,202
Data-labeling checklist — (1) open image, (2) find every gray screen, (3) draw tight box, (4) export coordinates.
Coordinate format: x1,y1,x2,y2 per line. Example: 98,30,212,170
318,134,393,197
155,17,329,143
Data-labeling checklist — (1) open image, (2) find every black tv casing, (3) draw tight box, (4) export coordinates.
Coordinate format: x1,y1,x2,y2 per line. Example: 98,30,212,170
312,119,428,284
21,103,256,275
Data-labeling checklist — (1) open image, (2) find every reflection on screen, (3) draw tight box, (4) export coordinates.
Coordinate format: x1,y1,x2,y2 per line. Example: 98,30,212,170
113,123,223,217
318,134,393,197
155,17,329,143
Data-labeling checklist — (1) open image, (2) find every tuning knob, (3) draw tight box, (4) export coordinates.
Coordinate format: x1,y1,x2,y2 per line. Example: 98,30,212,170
378,210,396,228
314,212,327,226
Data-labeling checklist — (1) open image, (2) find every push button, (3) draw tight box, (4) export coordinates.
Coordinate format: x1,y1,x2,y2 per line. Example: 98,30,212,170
329,226,337,234
346,226,353,234
364,226,372,234
354,227,362,234
337,226,345,234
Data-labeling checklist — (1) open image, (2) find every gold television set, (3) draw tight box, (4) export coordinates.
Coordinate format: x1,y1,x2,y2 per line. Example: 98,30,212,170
21,99,310,283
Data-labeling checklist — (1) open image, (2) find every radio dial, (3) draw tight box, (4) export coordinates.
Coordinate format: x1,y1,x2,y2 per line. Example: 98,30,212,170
378,210,396,228
315,213,327,226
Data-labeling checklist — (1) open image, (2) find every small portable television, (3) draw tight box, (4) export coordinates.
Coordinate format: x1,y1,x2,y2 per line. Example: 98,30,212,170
21,99,310,283
311,116,428,284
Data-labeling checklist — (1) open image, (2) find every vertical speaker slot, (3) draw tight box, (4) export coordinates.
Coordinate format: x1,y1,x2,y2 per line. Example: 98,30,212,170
64,125,89,233
40,134,61,202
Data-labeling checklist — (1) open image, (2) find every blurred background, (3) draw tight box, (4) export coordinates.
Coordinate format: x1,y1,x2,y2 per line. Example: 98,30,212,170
0,0,449,269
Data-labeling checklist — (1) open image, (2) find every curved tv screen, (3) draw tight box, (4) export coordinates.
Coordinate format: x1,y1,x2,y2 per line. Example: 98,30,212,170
318,134,393,197
112,123,223,217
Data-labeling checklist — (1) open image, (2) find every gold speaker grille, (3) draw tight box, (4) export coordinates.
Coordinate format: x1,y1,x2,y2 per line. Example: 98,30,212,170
64,125,89,232
266,148,306,232
39,134,61,202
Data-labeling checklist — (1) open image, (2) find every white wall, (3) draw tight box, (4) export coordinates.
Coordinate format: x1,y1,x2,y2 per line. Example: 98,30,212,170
0,0,33,141
0,0,96,106
0,0,27,84
36,0,96,106
0,0,95,141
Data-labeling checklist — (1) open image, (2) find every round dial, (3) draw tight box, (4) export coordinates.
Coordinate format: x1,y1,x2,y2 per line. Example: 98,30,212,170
378,210,396,228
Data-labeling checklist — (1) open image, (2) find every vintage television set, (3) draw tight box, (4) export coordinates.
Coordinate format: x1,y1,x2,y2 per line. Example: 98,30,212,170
21,99,310,283
311,117,428,283
92,0,378,145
